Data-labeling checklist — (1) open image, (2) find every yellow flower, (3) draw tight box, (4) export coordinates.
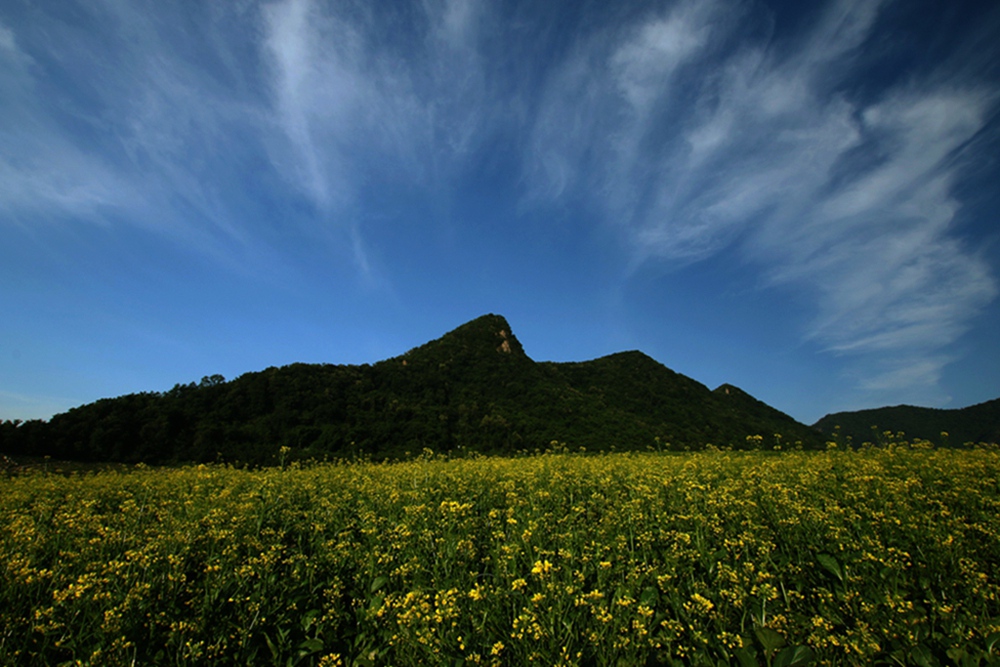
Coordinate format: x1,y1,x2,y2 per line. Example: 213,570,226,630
685,593,714,614
531,559,553,576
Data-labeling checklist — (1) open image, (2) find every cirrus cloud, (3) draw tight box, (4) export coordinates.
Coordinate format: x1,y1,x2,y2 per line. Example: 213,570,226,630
526,0,998,397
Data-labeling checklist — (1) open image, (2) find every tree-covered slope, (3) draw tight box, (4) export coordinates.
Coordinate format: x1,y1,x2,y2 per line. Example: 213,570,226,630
712,383,820,448
1,314,824,464
813,397,1000,447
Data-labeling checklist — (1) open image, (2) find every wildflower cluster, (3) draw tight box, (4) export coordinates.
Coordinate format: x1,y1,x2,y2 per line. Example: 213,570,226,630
1,446,999,665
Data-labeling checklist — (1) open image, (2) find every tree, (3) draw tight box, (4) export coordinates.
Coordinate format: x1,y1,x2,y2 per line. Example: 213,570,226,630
200,375,226,387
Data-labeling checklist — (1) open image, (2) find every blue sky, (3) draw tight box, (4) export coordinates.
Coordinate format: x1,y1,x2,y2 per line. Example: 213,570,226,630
2,0,999,425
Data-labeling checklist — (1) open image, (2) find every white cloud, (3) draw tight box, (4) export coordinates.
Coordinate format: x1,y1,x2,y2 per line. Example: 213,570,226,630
763,88,998,375
0,3,256,246
0,0,332,286
0,21,18,53
802,0,886,66
2,0,505,280
260,0,500,202
428,0,484,50
262,0,369,210
611,6,711,116
526,0,998,397
2,0,996,403
0,19,134,224
855,354,954,398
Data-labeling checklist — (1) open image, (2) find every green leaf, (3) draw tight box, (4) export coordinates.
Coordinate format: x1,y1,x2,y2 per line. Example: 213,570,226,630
301,608,321,631
945,647,967,664
774,645,815,667
755,627,786,653
987,631,1000,653
264,633,279,660
816,553,843,582
733,646,759,667
298,638,324,654
370,576,389,593
639,586,659,607
910,644,938,667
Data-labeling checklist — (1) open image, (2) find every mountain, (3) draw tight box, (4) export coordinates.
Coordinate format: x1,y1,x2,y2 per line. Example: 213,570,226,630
0,314,824,464
814,398,1000,447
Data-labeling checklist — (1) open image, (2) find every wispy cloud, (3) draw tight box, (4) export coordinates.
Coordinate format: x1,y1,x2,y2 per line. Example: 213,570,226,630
0,16,134,223
258,0,503,272
260,0,499,196
0,2,267,260
526,0,999,399
261,0,370,211
2,0,503,277
0,389,81,422
2,0,997,406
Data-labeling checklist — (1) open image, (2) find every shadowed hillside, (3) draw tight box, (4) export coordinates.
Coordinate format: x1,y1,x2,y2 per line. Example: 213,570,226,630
814,398,1000,447
0,314,824,464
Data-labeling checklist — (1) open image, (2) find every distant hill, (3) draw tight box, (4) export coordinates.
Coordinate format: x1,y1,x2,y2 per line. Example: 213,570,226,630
814,398,1000,447
0,314,823,465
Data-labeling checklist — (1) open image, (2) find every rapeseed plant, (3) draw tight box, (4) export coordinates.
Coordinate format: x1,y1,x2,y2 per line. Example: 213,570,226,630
1,446,998,665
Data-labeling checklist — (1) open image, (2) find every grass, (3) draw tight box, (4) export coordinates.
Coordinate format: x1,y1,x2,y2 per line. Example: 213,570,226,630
2,442,999,666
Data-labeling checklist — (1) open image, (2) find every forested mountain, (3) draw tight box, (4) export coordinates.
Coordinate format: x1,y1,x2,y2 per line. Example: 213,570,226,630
814,398,1000,447
1,314,823,465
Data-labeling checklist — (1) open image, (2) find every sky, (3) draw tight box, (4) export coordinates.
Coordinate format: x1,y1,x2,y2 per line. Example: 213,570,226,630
2,0,999,426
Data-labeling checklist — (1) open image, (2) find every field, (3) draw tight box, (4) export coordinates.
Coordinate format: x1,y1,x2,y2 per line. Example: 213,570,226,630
2,444,999,666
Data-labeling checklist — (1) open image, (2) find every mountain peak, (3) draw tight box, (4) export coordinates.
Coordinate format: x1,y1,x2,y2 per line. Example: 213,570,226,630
715,383,746,397
445,314,524,353
398,314,529,365
3,312,829,463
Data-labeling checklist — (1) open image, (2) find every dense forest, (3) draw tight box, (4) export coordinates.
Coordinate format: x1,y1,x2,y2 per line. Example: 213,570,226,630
0,315,825,465
814,398,1000,447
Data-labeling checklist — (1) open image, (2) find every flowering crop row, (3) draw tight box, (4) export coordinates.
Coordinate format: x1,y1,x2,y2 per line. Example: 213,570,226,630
2,445,999,666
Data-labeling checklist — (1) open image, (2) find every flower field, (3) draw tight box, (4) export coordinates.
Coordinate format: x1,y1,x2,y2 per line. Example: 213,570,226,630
2,445,999,666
